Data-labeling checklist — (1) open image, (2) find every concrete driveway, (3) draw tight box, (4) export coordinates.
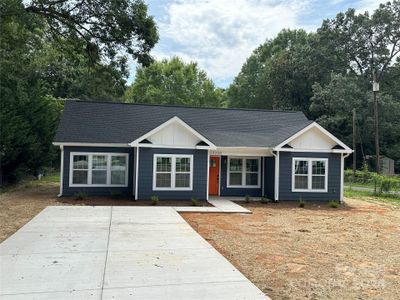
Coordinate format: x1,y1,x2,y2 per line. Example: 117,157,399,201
0,206,268,299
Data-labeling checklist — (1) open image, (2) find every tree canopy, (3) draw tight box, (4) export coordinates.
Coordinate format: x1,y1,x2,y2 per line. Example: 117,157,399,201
124,57,226,107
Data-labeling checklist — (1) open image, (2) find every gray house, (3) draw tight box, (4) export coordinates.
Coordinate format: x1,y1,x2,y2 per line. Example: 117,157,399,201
54,101,353,201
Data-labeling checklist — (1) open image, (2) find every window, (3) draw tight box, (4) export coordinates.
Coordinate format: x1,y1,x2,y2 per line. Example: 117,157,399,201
153,154,193,190
292,158,328,192
70,153,128,187
227,157,260,188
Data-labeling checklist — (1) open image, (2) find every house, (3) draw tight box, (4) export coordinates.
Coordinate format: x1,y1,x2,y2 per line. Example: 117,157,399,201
53,100,353,201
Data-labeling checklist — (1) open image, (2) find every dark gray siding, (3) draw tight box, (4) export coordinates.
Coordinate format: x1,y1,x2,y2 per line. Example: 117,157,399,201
138,148,207,200
264,157,275,199
62,146,134,197
220,156,262,197
279,152,341,201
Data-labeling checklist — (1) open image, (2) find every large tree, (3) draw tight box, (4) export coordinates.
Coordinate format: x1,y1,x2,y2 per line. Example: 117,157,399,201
124,57,226,107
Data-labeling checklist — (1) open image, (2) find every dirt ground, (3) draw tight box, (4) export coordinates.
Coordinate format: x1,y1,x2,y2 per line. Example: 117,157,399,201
0,183,209,242
182,199,400,300
1,182,399,299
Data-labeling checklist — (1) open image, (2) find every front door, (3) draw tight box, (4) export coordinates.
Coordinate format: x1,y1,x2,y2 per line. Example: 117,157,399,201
209,156,220,195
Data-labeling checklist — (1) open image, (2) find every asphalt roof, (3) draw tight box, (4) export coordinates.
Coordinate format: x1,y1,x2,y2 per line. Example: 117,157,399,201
54,100,313,147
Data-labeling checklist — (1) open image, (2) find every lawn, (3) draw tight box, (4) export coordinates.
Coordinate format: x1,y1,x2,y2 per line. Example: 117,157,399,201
1,178,399,299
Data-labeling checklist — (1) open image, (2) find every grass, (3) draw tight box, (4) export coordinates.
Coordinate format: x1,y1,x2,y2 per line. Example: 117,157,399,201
344,188,400,205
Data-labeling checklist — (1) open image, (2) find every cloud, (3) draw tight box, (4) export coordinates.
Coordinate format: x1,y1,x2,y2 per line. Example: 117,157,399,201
152,0,312,86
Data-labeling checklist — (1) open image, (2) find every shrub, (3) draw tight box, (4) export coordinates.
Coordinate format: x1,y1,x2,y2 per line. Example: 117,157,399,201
151,195,159,206
328,200,339,208
260,197,269,204
191,198,199,206
245,194,251,203
299,199,305,208
74,191,87,200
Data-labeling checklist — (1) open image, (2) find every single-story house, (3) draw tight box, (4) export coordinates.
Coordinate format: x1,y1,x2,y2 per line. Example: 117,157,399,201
53,100,352,201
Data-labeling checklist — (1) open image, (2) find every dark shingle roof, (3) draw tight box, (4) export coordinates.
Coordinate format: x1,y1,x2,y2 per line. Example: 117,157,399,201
54,100,312,147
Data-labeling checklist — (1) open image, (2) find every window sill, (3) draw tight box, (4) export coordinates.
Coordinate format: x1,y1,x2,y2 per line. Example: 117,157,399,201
227,185,261,189
152,187,193,191
292,189,328,193
69,184,128,188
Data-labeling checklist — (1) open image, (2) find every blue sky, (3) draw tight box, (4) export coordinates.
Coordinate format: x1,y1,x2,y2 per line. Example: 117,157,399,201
128,0,383,88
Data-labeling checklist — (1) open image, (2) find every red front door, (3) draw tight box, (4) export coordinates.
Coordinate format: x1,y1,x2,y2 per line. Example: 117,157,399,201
209,156,220,195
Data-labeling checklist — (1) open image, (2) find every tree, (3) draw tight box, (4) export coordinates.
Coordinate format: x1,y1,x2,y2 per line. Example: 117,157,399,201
124,57,226,107
1,0,159,66
227,29,345,115
318,1,400,172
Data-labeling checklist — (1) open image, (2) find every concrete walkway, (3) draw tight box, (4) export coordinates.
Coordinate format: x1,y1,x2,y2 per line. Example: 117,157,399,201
0,206,267,300
174,199,251,213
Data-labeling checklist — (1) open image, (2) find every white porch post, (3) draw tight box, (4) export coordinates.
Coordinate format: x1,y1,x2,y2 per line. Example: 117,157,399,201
58,145,64,197
135,146,140,200
206,150,210,201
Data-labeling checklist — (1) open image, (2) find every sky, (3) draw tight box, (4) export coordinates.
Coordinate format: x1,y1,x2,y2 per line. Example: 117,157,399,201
128,0,384,88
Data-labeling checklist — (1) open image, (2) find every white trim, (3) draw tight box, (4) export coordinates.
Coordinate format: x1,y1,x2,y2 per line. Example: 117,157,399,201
227,156,261,189
129,116,217,149
274,122,352,152
135,147,139,200
69,152,129,187
340,153,351,202
152,154,194,191
272,151,279,201
53,142,129,147
206,150,210,200
277,148,352,154
58,145,64,197
291,157,328,193
132,143,213,150
261,157,265,197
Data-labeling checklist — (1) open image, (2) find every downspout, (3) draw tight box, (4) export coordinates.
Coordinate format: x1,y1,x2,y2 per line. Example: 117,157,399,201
272,151,279,201
261,157,265,197
57,145,64,197
340,152,351,203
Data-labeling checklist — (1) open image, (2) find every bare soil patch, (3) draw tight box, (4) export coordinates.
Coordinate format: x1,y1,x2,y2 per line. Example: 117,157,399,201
182,198,400,300
0,183,209,242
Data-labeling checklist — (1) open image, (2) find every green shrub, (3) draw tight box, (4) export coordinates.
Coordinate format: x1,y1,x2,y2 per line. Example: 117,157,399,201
245,194,251,203
151,195,159,206
328,200,339,208
299,199,305,208
260,197,269,204
74,191,87,200
191,198,199,206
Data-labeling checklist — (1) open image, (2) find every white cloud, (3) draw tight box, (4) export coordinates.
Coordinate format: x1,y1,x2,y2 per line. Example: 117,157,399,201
152,0,312,86
355,0,385,14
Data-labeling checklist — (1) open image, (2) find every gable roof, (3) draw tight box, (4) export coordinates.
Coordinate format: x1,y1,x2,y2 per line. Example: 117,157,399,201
54,100,313,148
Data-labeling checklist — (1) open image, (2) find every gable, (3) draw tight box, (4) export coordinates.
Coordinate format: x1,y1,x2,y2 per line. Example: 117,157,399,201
288,127,337,150
147,121,202,147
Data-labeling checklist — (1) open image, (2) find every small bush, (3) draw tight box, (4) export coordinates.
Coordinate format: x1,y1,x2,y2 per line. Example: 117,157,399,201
191,198,199,206
328,200,339,208
110,190,122,199
299,199,305,208
151,195,159,206
74,191,87,200
260,197,269,204
245,194,251,203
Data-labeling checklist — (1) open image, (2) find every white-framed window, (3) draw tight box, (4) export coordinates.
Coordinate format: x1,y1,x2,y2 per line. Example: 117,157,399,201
292,158,328,192
69,152,128,187
153,154,193,190
227,157,261,188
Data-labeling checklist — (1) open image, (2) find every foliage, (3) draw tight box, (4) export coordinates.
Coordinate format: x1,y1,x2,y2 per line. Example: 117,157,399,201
151,195,159,206
328,200,339,208
260,197,269,204
110,190,122,199
191,198,199,206
1,0,158,66
299,199,305,208
74,191,87,200
124,57,226,107
245,194,251,203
